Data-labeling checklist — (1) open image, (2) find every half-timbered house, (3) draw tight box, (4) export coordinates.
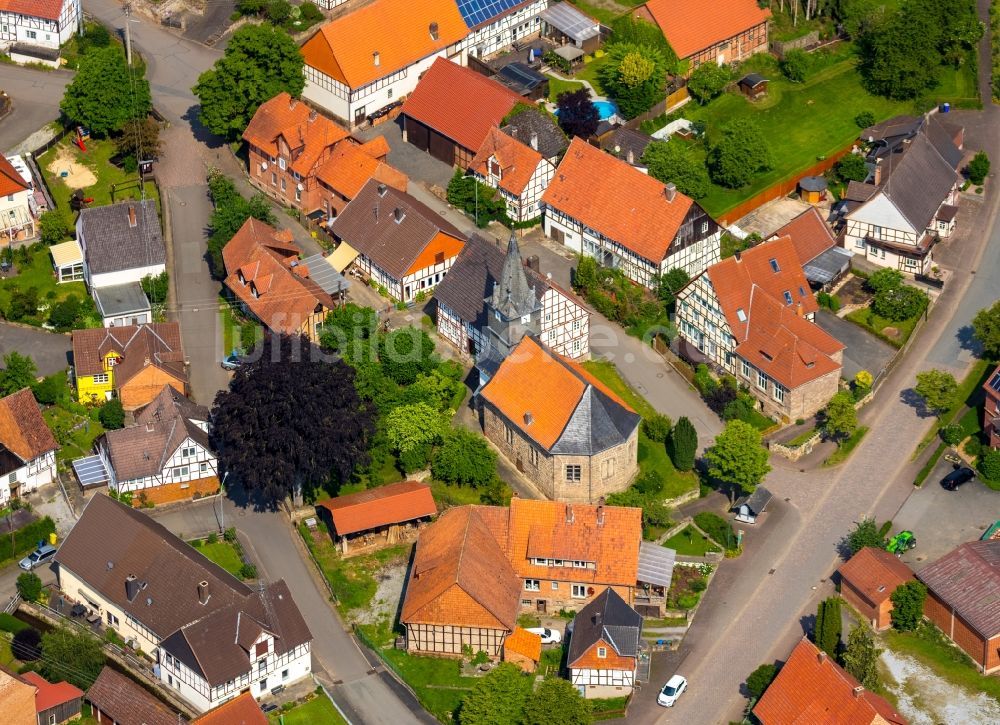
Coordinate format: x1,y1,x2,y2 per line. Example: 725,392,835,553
470,127,554,223
568,588,643,698
0,0,80,54
0,388,57,504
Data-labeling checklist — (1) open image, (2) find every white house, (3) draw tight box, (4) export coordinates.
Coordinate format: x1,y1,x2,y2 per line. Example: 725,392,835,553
457,0,547,60
97,385,218,506
0,154,35,243
53,494,313,714
435,233,590,360
470,127,554,223
0,0,81,52
567,587,643,699
0,389,57,503
542,138,721,289
77,200,165,289
300,0,469,127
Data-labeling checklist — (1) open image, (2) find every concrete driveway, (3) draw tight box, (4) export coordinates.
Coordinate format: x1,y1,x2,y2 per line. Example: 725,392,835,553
892,458,997,567
354,119,455,189
814,309,895,381
0,324,71,376
0,65,72,153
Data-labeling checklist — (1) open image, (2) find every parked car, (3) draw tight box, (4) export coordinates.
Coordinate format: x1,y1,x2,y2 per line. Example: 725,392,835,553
220,350,244,371
525,627,562,645
941,466,975,491
19,543,57,571
657,674,687,707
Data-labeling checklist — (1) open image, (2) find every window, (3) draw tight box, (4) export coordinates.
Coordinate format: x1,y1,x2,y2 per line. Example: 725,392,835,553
565,464,581,482
741,360,751,378
504,425,514,446
93,373,109,384
573,340,581,352
768,258,780,273
572,319,580,330
799,286,806,297
700,221,708,234
7,473,14,485
855,237,866,249
602,459,615,479
26,30,36,39
49,714,56,725
571,584,587,598
529,447,538,466
597,646,607,658
522,599,532,606
181,446,196,458
773,385,785,403
278,157,287,170
280,178,287,192
295,187,301,202
387,88,393,99
106,612,119,627
259,678,267,692
525,579,540,591
551,581,558,590
872,225,882,238
173,466,189,477
271,172,277,186
757,371,767,391
434,251,445,265
106,356,120,367
282,669,289,680
200,462,209,472
573,561,589,568
736,307,747,323
783,291,793,305
258,657,267,673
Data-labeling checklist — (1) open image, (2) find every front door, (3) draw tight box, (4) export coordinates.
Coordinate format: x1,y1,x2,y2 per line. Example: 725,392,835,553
536,599,546,613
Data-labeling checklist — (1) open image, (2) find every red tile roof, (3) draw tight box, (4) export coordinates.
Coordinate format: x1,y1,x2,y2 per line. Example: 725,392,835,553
504,626,541,662
471,127,545,196
192,692,267,725
20,671,83,713
0,0,64,22
705,236,844,389
542,138,695,264
838,547,914,607
0,389,57,462
0,155,29,198
641,0,771,60
316,480,437,537
242,92,349,176
400,58,523,153
316,140,408,200
754,638,907,725
71,324,186,387
772,206,838,266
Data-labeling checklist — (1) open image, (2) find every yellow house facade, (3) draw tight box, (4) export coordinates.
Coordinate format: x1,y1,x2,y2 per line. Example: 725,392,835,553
76,350,120,404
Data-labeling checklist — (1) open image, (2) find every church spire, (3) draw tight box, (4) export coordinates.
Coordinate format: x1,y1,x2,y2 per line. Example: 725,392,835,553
490,233,536,319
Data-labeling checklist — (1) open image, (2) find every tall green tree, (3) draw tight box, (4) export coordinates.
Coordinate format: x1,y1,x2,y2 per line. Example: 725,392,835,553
40,628,105,690
858,9,941,100
890,581,927,631
814,597,842,656
522,677,592,725
656,268,691,308
707,119,772,189
687,62,731,104
432,429,498,488
967,151,990,185
836,153,869,183
703,420,770,503
0,352,37,396
458,662,532,725
642,140,710,199
193,24,305,141
598,43,668,118
206,171,276,278
379,328,437,385
556,88,599,139
823,391,858,443
670,416,698,471
844,517,885,556
746,663,778,700
914,369,958,418
842,624,882,690
972,301,1000,359
115,117,162,161
385,402,447,455
61,45,151,136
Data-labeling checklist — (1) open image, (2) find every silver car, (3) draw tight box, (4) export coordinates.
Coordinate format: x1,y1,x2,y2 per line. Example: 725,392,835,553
19,544,57,571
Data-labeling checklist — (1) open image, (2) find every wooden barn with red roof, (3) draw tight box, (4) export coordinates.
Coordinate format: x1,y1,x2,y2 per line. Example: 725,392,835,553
675,235,845,420
315,480,437,554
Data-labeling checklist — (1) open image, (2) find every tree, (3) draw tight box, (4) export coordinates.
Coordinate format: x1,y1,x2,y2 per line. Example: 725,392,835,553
780,49,810,82
656,267,691,308
11,627,41,661
914,369,958,418
61,46,150,136
978,448,1000,481
968,151,990,185
39,210,71,246
432,429,498,488
641,413,672,443
211,335,375,504
446,169,511,227
687,62,731,104
845,516,884,556
385,402,447,455
707,119,772,189
379,328,437,386
836,153,868,183
458,662,531,725
746,663,778,700
32,373,67,406
858,10,941,100
704,420,770,502
872,285,926,321
865,268,903,294
98,399,125,430
556,88,599,139
670,416,698,471
48,295,83,332
193,24,305,141
814,597,842,656
140,271,170,305
824,391,858,443
114,117,162,162
598,43,667,118
890,581,927,631
972,301,1000,359
207,171,276,278
40,628,105,689
855,110,876,128
842,624,882,690
0,352,37,396
522,677,592,725
642,140,710,199
16,572,42,602
6,286,39,321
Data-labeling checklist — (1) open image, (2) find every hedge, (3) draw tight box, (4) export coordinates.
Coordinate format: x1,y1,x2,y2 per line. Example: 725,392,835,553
694,512,737,550
0,517,57,567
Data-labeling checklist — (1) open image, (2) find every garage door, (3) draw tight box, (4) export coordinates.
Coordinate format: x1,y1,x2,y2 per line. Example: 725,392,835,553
428,130,455,165
406,116,429,152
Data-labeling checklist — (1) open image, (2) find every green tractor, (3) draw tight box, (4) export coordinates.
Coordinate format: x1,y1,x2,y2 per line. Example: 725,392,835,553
886,530,916,556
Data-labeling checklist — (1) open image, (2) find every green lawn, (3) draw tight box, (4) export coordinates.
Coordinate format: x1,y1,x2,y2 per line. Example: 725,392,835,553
844,306,922,349
913,358,994,458
193,540,244,578
663,525,721,555
581,360,658,418
547,75,586,102
380,649,477,722
269,695,348,725
43,406,105,464
786,427,820,447
0,248,93,327
574,54,609,96
38,136,159,212
674,53,919,218
823,426,869,466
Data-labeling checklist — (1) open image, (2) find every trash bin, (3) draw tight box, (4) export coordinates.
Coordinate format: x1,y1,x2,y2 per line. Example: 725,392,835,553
48,532,57,546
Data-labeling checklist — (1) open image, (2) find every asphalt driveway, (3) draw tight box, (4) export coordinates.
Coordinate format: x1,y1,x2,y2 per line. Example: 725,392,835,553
354,119,455,189
892,458,998,568
814,309,895,382
0,324,71,376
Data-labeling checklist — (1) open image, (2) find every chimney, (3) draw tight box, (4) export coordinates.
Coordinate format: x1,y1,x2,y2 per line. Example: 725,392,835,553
592,611,602,626
429,21,439,41
289,97,297,110
393,207,405,224
796,301,803,317
664,183,677,202
144,355,151,366
734,249,742,262
198,580,210,605
373,50,380,67
853,685,864,699
565,503,574,524
873,161,882,186
817,651,827,664
377,183,388,197
128,204,137,228
530,132,538,151
309,108,317,122
125,574,140,602
597,495,605,526
627,148,634,165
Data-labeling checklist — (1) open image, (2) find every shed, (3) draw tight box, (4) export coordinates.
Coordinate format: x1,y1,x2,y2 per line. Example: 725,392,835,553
798,175,828,204
539,3,601,53
316,480,437,554
635,541,677,616
734,486,772,524
738,73,768,99
50,240,84,283
553,45,586,65
503,627,542,672
496,63,548,100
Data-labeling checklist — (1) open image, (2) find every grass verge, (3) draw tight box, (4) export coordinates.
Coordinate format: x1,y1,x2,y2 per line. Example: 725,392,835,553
823,426,869,467
844,307,921,349
912,359,993,459
662,524,721,556
191,540,244,578
786,427,820,447
914,442,947,487
380,650,477,722
269,694,348,725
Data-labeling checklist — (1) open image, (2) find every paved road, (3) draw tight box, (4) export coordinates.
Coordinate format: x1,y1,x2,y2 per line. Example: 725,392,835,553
0,324,71,376
0,65,72,153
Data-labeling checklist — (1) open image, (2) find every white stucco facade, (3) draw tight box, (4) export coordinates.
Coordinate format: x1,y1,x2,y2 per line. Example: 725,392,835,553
0,449,55,503
460,0,546,59
0,0,79,51
100,430,217,495
474,157,554,223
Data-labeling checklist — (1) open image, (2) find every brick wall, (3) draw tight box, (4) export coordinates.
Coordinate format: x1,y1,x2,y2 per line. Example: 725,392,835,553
519,583,634,614
923,589,989,670
132,476,219,507
841,580,878,628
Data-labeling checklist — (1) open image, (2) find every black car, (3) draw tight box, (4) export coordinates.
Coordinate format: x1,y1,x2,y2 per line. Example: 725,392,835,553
941,466,975,490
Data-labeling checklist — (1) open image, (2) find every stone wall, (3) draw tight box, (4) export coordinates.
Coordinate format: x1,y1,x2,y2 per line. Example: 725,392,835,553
133,476,219,507
771,31,820,57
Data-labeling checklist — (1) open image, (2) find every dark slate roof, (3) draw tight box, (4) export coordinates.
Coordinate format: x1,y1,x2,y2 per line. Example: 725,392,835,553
93,282,151,319
433,233,550,326
861,115,921,145
329,179,466,280
740,486,773,515
550,385,640,456
79,200,165,275
799,175,827,192
740,73,767,87
844,181,878,202
501,108,568,161
567,587,642,667
85,667,178,725
880,132,959,232
490,234,539,319
601,127,654,166
917,540,1000,639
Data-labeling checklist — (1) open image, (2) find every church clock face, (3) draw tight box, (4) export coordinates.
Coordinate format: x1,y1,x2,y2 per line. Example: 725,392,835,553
521,314,531,324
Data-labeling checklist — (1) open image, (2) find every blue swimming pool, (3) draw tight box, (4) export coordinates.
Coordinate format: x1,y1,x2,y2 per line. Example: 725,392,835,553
554,100,618,121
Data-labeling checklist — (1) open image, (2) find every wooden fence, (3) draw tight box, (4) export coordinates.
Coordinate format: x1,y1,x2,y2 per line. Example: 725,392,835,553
622,85,690,130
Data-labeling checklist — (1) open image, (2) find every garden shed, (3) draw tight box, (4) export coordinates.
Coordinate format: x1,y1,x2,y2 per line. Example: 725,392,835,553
553,44,585,66
738,73,768,99
798,176,828,204
734,486,772,524
539,3,601,53
316,480,437,555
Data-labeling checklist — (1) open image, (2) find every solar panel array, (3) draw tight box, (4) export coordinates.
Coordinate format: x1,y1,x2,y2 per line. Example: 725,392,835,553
539,3,600,42
456,0,523,28
989,370,1000,393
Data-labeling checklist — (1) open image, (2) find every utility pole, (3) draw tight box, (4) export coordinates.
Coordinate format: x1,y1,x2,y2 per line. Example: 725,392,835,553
123,1,133,66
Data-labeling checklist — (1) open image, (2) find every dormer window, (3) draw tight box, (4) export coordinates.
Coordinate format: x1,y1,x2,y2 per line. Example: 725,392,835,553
250,283,259,298
238,271,246,286
278,157,287,171
799,286,806,297
783,291,792,304
769,258,780,273
489,158,502,178
106,356,120,367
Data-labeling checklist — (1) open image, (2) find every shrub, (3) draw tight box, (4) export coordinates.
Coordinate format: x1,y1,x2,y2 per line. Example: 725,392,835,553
641,414,672,443
224,527,237,542
967,151,990,185
964,437,983,457
780,49,810,82
11,627,41,660
746,663,778,700
633,469,664,496
206,532,219,545
890,581,927,631
690,578,707,592
98,399,125,430
940,425,964,445
722,397,752,422
978,448,1000,481
855,111,876,128
239,563,258,579
32,373,67,405
677,593,700,609
16,572,42,602
865,268,903,294
694,511,736,549
39,210,71,245
872,285,927,321
670,417,698,471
